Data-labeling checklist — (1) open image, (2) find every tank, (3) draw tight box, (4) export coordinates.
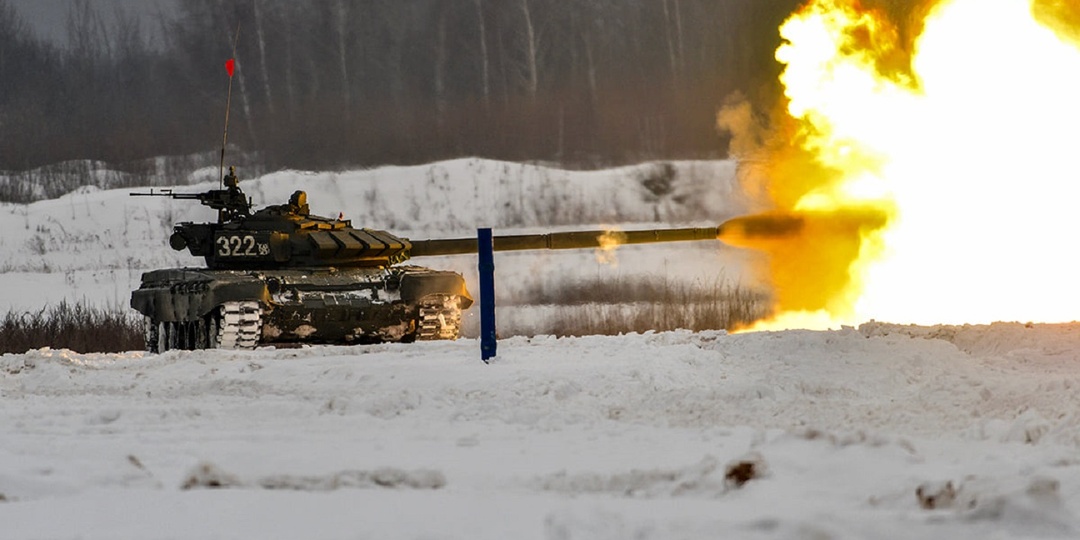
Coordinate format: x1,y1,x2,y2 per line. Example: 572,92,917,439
130,174,724,352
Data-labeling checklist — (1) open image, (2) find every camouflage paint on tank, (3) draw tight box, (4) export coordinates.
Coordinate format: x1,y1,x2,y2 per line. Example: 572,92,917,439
131,184,476,349
131,265,471,345
130,178,724,351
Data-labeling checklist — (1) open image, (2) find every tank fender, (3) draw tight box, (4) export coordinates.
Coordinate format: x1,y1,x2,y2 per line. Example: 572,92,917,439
399,271,473,309
131,277,270,322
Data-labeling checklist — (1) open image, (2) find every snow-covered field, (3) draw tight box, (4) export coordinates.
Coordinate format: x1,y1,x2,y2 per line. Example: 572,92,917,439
4,323,1080,539
3,159,1080,538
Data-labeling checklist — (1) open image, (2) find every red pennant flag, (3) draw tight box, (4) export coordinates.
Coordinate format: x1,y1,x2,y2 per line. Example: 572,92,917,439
225,58,235,77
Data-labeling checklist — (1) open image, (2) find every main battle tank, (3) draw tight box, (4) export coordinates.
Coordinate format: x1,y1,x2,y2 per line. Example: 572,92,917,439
130,172,723,352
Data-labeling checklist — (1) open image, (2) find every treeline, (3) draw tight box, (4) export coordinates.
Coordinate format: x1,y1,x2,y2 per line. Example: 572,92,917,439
0,0,924,184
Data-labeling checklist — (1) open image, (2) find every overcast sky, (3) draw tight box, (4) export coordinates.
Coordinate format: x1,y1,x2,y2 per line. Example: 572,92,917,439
9,0,175,47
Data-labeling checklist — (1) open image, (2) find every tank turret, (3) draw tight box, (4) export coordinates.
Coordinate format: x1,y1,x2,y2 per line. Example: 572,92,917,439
130,175,729,353
165,188,418,270
137,180,726,271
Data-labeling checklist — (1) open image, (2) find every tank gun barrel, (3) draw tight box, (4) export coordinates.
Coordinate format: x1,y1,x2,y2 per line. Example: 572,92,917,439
406,210,887,258
407,226,722,257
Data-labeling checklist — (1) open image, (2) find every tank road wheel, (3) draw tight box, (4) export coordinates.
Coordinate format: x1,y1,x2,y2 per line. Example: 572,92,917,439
161,321,176,351
193,318,210,350
205,310,221,349
144,317,160,353
146,316,226,353
417,295,462,341
177,322,191,349
215,301,263,350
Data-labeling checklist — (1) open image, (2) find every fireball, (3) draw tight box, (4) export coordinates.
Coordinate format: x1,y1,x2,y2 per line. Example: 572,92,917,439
728,0,1080,328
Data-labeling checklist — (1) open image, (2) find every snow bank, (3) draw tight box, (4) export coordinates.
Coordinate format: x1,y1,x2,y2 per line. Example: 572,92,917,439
3,325,1080,539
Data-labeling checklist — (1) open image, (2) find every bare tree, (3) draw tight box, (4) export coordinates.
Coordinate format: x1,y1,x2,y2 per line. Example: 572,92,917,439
433,3,448,124
0,0,31,90
673,0,685,77
661,0,685,86
252,0,275,115
66,0,113,78
473,0,490,105
519,0,539,98
335,0,351,116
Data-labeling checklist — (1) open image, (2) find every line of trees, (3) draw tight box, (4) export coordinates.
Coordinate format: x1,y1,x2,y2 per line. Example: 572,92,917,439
0,0,920,179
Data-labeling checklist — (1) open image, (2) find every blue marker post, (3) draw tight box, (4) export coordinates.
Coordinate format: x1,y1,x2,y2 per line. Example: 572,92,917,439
478,228,497,362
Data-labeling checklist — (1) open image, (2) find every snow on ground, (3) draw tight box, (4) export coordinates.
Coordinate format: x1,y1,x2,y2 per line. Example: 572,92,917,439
3,322,1080,539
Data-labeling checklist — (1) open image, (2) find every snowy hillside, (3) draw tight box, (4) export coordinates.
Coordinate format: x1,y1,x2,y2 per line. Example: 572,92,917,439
0,158,755,322
3,323,1080,539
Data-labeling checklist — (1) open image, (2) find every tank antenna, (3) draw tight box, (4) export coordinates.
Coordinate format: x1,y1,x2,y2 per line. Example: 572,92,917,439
219,22,240,189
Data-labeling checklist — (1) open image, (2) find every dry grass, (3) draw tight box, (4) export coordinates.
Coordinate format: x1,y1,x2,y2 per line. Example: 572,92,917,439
508,276,771,336
0,277,768,353
0,302,143,354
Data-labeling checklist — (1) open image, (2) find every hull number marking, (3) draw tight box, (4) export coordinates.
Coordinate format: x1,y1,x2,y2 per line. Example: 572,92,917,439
216,234,269,257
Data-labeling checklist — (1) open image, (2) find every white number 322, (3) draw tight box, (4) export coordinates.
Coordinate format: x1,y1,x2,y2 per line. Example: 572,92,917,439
216,235,267,257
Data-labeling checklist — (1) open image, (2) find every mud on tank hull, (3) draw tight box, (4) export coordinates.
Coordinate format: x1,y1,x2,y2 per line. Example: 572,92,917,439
130,266,473,352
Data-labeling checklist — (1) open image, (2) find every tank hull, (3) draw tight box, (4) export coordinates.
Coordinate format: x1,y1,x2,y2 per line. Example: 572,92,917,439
130,266,472,351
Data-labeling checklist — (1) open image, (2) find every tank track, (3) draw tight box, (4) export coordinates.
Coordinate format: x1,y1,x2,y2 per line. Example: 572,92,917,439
144,297,461,352
216,301,263,350
143,301,263,352
417,295,462,340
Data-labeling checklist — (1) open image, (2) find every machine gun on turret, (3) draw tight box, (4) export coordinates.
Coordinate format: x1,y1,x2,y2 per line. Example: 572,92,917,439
130,174,252,223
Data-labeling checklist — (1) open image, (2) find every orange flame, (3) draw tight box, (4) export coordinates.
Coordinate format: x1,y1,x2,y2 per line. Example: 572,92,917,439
595,229,628,266
724,0,1080,328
